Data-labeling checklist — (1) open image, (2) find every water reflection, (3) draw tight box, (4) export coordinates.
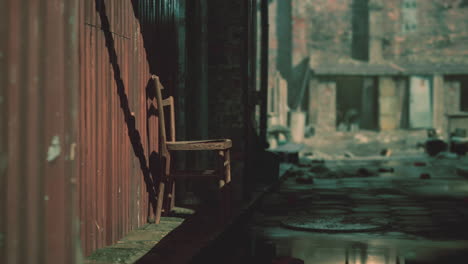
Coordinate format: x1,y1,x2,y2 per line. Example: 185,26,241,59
250,157,468,264
252,227,468,264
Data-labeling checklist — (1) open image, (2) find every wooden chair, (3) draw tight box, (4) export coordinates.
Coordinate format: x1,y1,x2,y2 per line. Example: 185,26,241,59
151,75,232,224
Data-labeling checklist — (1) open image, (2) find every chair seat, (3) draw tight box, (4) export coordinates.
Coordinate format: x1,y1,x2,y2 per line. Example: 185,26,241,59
167,139,232,151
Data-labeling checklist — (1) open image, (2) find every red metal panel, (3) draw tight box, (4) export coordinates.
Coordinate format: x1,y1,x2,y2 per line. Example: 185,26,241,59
43,0,69,262
25,0,42,262
5,1,22,262
0,0,7,262
3,0,155,261
78,0,154,256
2,0,80,263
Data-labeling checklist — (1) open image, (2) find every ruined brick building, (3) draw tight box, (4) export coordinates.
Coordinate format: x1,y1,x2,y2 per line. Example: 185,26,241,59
267,0,468,137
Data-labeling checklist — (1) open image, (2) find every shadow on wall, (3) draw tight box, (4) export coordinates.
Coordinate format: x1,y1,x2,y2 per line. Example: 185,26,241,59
95,0,160,219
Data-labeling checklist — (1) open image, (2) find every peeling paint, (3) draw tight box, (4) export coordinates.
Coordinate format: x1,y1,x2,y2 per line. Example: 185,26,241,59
46,135,61,162
70,142,76,160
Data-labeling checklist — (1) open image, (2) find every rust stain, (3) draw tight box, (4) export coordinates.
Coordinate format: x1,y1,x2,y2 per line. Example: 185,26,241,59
78,0,157,256
2,0,79,263
2,0,162,262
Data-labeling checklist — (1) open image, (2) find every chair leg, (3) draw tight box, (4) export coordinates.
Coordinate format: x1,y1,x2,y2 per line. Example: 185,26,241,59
170,181,176,210
155,180,165,224
224,149,231,217
164,177,175,214
224,149,231,184
163,154,172,216
156,154,171,223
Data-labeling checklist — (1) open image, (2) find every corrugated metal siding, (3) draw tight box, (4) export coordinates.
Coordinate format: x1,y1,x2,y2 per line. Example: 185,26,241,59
1,0,80,264
78,0,156,256
2,0,181,261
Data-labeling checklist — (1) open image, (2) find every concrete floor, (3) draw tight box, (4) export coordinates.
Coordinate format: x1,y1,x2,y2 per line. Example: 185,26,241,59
250,155,468,263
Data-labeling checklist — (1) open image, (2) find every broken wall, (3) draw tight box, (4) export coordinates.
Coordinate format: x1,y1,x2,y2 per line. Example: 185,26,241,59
291,0,468,61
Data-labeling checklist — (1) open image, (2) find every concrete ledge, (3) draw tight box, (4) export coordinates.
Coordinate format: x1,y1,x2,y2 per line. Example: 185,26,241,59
85,164,293,264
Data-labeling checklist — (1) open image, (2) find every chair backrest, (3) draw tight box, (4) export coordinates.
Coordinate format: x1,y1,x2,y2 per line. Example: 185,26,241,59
151,75,176,155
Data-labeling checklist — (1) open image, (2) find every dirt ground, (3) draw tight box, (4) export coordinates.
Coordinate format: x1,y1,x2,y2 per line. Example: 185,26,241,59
302,130,428,159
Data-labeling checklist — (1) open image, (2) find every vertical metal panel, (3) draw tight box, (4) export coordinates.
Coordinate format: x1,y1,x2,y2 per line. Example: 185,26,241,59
3,0,178,260
1,0,79,263
78,0,155,256
0,0,7,261
3,0,162,261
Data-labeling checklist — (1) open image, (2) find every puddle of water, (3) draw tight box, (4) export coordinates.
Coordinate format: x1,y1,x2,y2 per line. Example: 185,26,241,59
251,227,468,264
403,180,468,197
241,158,468,264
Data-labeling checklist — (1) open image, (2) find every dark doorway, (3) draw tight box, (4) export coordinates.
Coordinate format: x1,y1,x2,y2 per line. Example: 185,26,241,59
459,76,468,112
336,76,378,131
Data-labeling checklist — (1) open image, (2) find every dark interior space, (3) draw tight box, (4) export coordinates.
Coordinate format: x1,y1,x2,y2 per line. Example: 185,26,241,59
336,76,378,131
459,76,468,112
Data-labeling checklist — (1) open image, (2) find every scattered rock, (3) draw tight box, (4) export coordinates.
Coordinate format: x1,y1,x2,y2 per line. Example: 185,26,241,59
378,167,394,173
425,139,448,156
420,173,431,179
380,149,392,157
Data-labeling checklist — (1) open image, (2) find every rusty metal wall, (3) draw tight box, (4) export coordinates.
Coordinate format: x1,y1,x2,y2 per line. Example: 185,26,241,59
78,0,156,256
2,0,163,262
1,0,80,263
